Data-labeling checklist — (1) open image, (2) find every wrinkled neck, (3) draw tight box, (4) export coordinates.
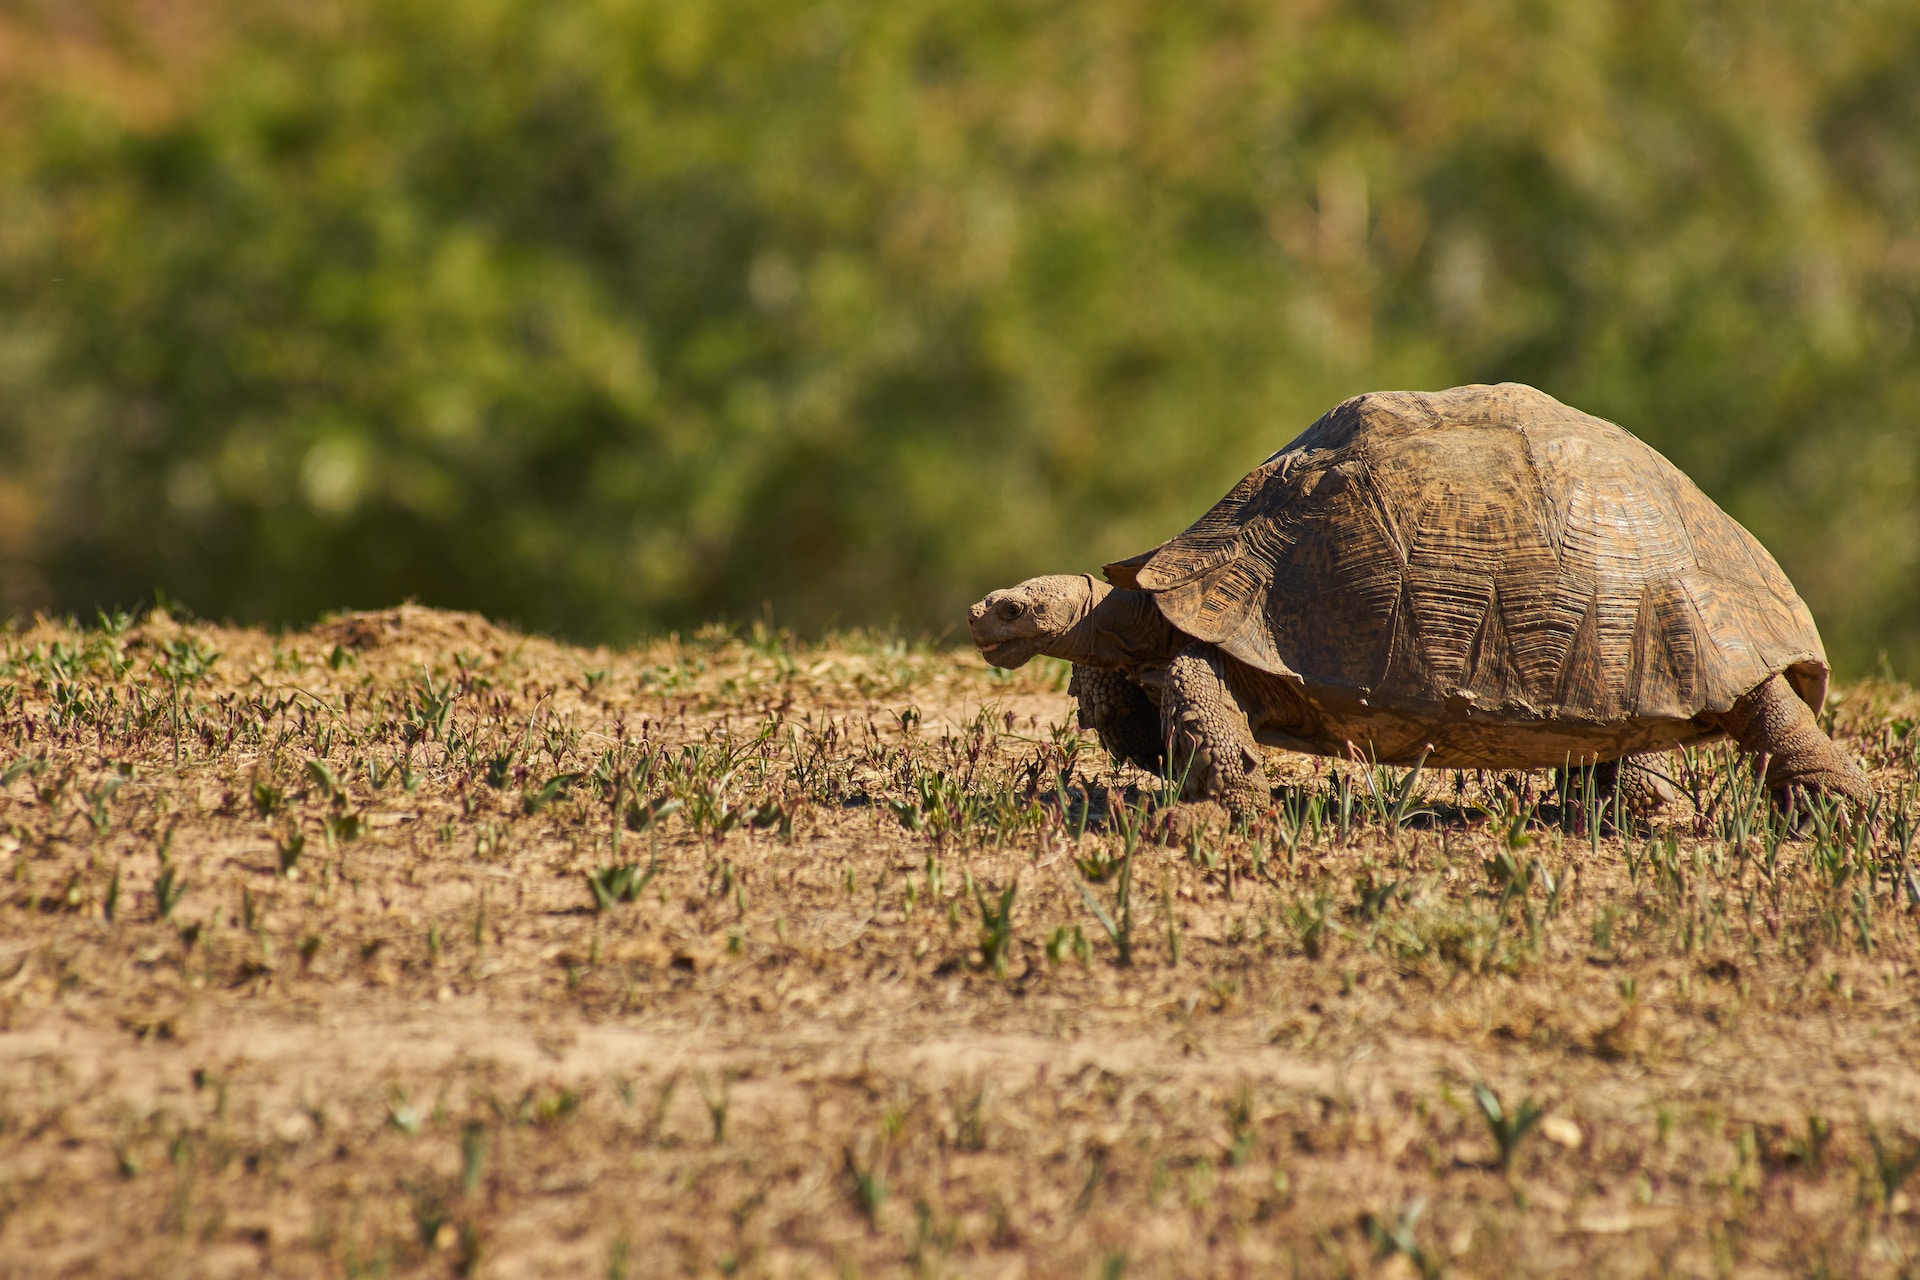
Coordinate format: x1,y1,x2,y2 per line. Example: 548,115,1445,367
1044,576,1109,663
1061,582,1180,668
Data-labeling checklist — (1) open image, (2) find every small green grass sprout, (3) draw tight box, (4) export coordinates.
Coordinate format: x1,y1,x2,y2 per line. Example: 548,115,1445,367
587,861,660,912
1473,1080,1546,1170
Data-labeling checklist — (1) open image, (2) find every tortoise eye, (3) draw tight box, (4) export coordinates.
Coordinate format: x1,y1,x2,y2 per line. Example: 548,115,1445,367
999,601,1025,621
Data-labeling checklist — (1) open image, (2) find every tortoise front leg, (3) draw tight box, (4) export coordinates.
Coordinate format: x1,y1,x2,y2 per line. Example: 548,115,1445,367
1161,644,1264,815
1068,665,1165,775
1716,674,1872,809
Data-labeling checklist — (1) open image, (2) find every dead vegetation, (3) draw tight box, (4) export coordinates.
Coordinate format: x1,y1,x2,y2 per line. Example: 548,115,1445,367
1,604,1919,1278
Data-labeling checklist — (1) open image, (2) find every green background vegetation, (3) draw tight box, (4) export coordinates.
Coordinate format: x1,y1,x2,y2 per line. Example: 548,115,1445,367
1,0,1917,673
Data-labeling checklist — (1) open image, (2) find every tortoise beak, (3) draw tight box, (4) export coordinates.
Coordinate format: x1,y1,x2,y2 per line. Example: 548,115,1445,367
968,593,1028,667
977,639,1035,668
966,592,1009,645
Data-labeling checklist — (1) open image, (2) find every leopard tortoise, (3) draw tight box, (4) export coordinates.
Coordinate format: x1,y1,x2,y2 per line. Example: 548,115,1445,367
968,383,1870,816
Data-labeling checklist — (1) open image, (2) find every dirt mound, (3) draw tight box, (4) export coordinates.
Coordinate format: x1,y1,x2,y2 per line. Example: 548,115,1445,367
310,603,519,659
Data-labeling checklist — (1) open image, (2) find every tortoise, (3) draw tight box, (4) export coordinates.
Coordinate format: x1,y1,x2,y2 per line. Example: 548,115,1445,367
967,383,1871,816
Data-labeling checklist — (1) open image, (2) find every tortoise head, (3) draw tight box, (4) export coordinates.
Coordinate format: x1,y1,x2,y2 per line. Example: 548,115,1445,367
968,574,1107,668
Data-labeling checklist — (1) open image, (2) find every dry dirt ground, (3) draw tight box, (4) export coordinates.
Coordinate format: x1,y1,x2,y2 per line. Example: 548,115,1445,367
1,606,1919,1279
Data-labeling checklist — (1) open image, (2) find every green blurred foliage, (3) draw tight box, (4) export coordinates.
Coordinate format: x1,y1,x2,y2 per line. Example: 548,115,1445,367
0,0,1917,672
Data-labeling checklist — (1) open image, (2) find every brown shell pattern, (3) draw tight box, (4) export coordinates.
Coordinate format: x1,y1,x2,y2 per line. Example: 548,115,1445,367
1106,384,1827,763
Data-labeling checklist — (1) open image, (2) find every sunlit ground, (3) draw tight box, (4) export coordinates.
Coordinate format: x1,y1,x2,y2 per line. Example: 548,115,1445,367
2,606,1918,1277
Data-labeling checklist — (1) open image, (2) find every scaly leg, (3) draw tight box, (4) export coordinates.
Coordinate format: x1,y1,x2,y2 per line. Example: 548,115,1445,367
1593,753,1681,822
1068,665,1165,775
1161,644,1264,815
1716,674,1872,809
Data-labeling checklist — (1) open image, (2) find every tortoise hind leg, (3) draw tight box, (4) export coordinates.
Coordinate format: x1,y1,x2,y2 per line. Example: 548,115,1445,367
1068,665,1165,775
1716,674,1872,809
1593,754,1681,822
1161,644,1264,815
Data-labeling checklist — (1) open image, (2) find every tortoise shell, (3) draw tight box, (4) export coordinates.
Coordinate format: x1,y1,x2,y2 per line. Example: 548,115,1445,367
1104,384,1828,769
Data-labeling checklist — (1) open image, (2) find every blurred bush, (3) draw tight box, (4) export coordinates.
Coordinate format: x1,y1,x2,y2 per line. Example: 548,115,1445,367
0,0,1916,672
